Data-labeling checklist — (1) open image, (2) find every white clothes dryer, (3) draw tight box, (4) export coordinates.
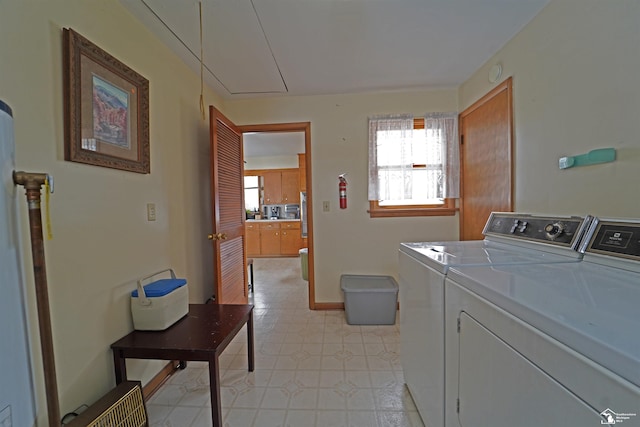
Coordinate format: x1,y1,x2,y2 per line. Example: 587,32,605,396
398,213,593,427
444,218,640,427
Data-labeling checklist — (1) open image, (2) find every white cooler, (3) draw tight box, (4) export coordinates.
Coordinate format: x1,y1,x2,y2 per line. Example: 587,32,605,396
131,269,188,331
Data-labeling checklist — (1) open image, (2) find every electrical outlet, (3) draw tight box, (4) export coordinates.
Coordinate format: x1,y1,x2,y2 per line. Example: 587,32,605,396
322,201,330,212
147,203,156,221
0,405,12,427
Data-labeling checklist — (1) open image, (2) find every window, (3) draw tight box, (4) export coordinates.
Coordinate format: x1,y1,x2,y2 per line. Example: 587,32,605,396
244,176,260,212
368,113,459,218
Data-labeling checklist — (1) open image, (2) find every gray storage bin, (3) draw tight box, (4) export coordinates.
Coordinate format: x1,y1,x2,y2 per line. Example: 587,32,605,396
340,274,398,325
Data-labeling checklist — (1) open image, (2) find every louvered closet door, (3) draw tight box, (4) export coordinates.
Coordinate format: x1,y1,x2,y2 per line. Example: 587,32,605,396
209,106,248,304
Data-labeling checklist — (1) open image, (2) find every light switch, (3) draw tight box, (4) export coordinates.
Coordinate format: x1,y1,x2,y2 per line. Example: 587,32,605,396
147,203,156,221
322,201,330,212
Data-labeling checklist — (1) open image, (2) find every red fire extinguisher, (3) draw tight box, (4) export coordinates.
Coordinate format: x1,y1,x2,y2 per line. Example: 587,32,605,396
338,173,348,209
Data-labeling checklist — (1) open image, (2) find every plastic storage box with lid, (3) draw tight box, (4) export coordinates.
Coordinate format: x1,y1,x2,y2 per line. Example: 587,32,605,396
131,269,188,331
340,274,398,325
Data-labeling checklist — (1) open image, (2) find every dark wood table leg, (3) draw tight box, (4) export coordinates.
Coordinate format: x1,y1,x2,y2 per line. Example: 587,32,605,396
112,349,127,384
247,310,254,372
208,354,223,427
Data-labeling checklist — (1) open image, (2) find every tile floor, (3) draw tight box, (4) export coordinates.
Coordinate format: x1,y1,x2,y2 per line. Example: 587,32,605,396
146,257,424,427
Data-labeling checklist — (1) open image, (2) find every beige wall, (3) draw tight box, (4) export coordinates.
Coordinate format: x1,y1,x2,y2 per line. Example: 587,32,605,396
224,91,460,303
0,0,222,424
5,0,639,424
460,0,640,216
245,154,299,170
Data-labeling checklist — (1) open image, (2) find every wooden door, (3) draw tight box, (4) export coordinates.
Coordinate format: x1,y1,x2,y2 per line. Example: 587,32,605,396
460,78,513,240
209,106,248,304
281,170,300,203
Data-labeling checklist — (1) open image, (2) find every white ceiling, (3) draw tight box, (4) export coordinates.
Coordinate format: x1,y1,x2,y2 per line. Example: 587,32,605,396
120,0,550,98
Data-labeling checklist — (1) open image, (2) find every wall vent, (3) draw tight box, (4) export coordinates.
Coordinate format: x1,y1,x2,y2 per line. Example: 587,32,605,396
65,381,147,427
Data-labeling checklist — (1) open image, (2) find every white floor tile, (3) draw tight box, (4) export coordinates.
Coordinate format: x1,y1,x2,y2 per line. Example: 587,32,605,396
144,257,423,427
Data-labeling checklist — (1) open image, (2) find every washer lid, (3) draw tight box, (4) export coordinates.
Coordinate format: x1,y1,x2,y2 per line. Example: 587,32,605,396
447,262,640,387
399,239,582,273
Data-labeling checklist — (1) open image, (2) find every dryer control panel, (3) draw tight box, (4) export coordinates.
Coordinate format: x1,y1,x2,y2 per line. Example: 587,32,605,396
483,213,591,249
584,220,640,262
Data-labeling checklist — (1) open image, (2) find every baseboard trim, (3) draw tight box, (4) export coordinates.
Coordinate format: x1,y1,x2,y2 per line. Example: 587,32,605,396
314,302,344,310
142,361,177,400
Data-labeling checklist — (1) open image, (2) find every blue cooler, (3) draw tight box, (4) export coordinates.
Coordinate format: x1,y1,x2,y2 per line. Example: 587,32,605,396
131,269,188,331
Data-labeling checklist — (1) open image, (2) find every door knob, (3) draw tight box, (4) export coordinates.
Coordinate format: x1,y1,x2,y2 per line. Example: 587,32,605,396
207,233,228,241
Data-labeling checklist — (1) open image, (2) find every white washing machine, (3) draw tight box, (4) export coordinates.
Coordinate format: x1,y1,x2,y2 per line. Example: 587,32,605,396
444,218,640,427
398,213,593,427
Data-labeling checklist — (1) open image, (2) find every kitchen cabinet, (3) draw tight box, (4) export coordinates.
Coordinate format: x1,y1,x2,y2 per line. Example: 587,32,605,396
245,221,302,257
245,223,261,257
280,221,301,255
298,153,306,192
281,170,299,203
259,222,281,255
262,171,282,204
263,169,299,204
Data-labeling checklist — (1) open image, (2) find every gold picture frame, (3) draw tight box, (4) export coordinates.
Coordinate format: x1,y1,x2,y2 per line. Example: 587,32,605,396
63,28,150,174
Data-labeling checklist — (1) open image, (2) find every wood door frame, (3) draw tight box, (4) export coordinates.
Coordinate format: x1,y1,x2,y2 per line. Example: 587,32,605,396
238,122,316,310
459,77,514,239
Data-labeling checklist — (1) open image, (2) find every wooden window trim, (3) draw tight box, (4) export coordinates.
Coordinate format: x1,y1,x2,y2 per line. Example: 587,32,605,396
368,199,457,218
368,117,457,218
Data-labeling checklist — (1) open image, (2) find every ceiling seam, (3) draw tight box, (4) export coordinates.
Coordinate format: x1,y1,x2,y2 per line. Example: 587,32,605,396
250,0,289,93
139,0,232,95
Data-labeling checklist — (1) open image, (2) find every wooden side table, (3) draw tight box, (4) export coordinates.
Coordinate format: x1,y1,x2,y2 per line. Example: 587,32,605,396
111,304,254,427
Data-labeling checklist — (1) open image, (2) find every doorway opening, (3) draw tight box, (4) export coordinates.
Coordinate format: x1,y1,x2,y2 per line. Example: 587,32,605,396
239,122,316,310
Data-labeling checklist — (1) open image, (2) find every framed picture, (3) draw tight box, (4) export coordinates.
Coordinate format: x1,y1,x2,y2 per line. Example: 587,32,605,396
63,28,150,173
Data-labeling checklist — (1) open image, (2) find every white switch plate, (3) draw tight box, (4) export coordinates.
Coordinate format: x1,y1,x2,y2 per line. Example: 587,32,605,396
322,201,330,212
147,203,156,221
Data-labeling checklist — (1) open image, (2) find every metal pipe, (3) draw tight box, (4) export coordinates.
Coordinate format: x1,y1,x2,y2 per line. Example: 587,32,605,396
13,171,60,427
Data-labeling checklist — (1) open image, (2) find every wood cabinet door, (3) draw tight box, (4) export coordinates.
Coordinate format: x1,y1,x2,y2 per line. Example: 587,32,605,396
298,153,306,192
245,224,261,257
260,229,281,255
280,221,301,255
263,171,282,204
281,170,300,203
281,229,301,255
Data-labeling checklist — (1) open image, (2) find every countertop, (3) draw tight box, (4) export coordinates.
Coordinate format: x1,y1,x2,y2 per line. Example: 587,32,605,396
246,218,300,222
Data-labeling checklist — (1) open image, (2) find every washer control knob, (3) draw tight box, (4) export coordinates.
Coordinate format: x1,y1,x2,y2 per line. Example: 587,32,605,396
510,219,520,233
545,222,565,238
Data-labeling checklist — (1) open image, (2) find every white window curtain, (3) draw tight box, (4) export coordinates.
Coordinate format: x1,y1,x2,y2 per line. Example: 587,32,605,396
368,114,414,201
424,112,460,198
368,112,460,202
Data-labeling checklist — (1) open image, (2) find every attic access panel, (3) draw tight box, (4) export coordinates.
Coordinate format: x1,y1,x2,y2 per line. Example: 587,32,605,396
128,0,286,95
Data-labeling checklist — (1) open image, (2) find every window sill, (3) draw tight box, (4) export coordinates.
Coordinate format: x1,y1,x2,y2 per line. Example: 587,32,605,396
368,200,457,218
